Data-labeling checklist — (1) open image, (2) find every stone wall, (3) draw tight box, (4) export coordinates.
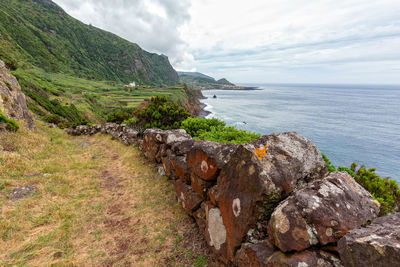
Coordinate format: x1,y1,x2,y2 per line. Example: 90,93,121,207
66,124,396,266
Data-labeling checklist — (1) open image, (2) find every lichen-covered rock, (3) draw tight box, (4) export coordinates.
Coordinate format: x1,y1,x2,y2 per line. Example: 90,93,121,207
235,240,343,267
268,171,380,252
338,213,400,267
235,241,275,267
163,150,190,182
65,123,138,145
191,173,214,199
142,128,191,162
187,141,239,181
0,59,35,129
174,179,202,214
193,202,207,234
265,249,343,267
214,132,328,261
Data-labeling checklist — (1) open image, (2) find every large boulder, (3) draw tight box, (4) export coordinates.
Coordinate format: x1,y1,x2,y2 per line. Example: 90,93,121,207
212,132,328,261
0,59,35,129
268,172,380,252
338,213,400,267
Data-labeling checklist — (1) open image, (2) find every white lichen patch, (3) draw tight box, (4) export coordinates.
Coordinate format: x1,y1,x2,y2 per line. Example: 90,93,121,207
201,160,209,173
311,195,322,210
232,198,241,217
156,134,162,142
331,220,338,227
248,165,255,175
306,224,319,245
326,227,333,237
207,208,227,250
298,262,309,267
272,202,290,234
180,192,185,208
166,134,188,144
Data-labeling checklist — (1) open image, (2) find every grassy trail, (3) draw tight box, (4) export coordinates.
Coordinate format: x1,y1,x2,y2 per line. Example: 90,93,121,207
0,123,209,266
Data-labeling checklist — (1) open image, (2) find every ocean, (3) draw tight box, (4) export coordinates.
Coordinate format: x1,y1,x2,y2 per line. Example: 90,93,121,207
201,83,400,183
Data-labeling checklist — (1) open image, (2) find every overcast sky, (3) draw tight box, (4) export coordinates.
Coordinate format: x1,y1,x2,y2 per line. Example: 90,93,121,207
53,0,400,84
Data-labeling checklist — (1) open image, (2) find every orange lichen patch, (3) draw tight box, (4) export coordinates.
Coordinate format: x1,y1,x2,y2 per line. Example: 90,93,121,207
254,146,268,161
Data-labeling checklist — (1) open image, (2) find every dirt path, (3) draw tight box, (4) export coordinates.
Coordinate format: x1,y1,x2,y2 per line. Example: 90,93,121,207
0,126,211,266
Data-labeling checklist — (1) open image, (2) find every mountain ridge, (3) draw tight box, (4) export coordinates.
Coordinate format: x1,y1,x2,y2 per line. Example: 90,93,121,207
0,0,178,85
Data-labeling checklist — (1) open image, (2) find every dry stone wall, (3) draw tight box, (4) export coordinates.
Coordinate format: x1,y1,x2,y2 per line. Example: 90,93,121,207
66,125,394,266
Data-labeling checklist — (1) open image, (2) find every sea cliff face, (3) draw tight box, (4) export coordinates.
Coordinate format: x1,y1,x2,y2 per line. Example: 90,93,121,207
0,59,35,130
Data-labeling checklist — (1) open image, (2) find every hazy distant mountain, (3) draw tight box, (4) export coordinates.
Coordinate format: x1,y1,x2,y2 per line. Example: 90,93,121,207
177,72,215,81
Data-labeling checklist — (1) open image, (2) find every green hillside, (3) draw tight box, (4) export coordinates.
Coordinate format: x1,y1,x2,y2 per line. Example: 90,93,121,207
179,73,235,90
0,0,202,128
0,0,178,85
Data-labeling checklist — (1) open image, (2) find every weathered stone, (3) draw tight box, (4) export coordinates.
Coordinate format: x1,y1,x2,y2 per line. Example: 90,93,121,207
338,213,400,267
191,173,214,199
215,132,328,261
235,241,275,267
187,141,239,181
268,171,380,252
167,150,190,182
142,128,191,162
174,179,202,214
170,139,194,156
10,185,36,201
0,59,35,130
193,202,207,234
265,249,343,267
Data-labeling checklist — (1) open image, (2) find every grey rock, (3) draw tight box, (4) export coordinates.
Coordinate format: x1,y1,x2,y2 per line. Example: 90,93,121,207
338,213,400,267
268,171,380,252
11,185,36,201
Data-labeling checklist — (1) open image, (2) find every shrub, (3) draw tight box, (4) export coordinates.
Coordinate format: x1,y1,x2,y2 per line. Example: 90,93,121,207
133,96,190,131
323,154,400,216
0,112,19,131
106,110,132,124
181,117,261,144
180,117,226,137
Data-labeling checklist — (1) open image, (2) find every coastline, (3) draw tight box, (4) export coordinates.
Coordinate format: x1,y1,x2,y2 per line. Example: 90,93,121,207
197,102,211,118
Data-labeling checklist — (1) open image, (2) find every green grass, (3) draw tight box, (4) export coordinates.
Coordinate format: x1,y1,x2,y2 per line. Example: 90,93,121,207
11,67,195,127
0,121,210,266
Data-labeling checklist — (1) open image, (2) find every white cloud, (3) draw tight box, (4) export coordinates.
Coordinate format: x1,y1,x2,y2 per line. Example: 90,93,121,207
53,0,400,84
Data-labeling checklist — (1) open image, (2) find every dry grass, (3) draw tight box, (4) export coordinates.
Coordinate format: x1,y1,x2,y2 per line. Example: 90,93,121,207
0,122,210,266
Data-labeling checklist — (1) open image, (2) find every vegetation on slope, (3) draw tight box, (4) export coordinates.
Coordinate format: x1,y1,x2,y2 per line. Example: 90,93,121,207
0,122,209,266
0,111,19,131
0,0,178,85
323,154,400,216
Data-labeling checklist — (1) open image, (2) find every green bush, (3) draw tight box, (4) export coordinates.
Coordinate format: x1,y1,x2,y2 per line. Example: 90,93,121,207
106,110,132,124
180,117,226,137
0,112,19,131
133,96,190,131
322,154,400,216
181,117,261,144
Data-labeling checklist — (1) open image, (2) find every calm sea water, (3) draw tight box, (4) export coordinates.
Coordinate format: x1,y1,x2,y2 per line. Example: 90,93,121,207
201,84,400,183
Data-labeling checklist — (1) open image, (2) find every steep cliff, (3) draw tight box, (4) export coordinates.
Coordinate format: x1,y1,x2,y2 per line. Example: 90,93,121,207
0,59,35,130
